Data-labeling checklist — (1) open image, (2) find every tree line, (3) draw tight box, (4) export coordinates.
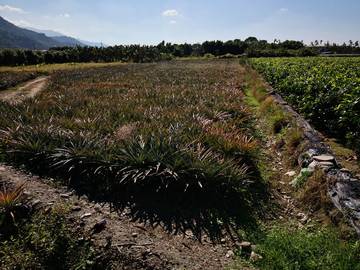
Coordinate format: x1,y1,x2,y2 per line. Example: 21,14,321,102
1,37,359,66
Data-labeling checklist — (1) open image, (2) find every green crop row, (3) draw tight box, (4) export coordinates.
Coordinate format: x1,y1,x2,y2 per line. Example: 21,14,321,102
250,57,360,153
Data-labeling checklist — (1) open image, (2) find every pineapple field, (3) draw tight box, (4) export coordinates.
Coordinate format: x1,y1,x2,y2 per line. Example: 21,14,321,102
0,58,360,270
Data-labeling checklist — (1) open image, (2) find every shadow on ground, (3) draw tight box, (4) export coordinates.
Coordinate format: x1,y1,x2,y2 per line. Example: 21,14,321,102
3,157,268,242
81,171,269,242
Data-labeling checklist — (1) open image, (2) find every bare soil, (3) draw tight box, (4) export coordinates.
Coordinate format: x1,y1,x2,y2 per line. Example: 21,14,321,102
0,76,49,104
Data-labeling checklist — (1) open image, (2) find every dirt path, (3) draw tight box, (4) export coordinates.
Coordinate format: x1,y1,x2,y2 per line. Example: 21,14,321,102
0,164,238,269
0,76,49,104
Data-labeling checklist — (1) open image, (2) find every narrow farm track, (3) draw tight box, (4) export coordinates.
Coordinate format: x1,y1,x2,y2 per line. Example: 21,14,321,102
0,163,238,270
0,76,49,104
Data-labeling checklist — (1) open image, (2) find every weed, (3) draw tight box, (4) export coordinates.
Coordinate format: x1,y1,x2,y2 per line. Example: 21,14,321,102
269,111,289,134
0,182,27,234
290,168,313,189
0,205,94,270
285,128,303,151
250,226,360,270
297,169,329,210
0,182,25,210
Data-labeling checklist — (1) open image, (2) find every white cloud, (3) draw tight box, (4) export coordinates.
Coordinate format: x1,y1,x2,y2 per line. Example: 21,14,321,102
6,17,33,27
0,4,26,14
169,20,177,24
279,8,289,13
60,13,70,18
162,9,178,17
15,19,32,27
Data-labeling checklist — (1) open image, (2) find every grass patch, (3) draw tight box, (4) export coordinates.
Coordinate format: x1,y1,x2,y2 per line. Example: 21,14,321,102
251,226,360,270
0,203,94,270
0,62,123,74
285,128,303,151
297,169,331,212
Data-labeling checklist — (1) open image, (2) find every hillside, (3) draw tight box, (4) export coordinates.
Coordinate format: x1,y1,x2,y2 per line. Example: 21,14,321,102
51,35,84,46
27,27,104,47
0,16,66,49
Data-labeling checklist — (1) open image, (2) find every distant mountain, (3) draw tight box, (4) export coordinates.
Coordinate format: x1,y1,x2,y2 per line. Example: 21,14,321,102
78,39,107,47
0,16,64,49
27,27,106,47
51,36,84,47
26,27,64,37
27,27,84,46
0,17,104,49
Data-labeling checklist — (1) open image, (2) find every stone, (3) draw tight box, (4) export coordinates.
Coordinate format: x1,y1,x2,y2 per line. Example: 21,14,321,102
185,230,194,238
300,215,308,224
32,199,41,207
313,155,335,162
60,193,70,198
318,161,334,167
250,251,263,262
132,232,138,238
308,160,319,170
239,241,251,247
225,250,234,258
285,171,296,177
71,206,82,212
93,219,107,234
220,238,226,244
80,213,92,219
307,149,318,157
297,212,305,218
94,203,102,212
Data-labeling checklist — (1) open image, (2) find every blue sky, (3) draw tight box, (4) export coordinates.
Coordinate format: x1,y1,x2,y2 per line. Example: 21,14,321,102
0,0,359,45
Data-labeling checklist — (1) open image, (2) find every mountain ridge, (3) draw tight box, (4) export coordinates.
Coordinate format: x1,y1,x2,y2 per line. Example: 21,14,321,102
0,17,104,49
0,16,64,49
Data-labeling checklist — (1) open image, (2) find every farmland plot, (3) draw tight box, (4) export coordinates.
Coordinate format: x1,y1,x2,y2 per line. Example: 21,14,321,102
2,59,360,270
0,59,265,236
251,57,360,153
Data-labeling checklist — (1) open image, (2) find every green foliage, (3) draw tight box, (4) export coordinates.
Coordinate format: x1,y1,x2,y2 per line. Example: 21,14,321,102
290,168,313,189
0,45,163,66
251,57,360,153
0,206,94,270
252,227,360,270
269,110,289,134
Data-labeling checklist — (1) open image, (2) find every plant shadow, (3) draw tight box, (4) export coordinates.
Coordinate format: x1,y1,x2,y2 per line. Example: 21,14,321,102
81,172,268,242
